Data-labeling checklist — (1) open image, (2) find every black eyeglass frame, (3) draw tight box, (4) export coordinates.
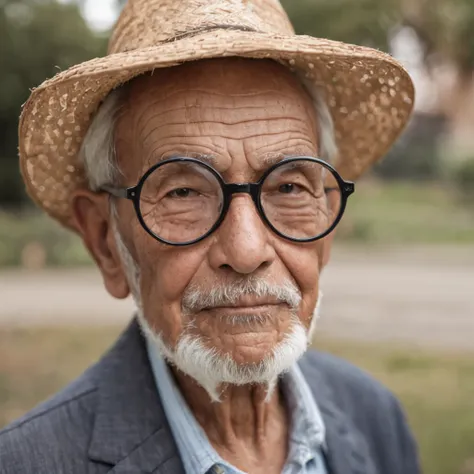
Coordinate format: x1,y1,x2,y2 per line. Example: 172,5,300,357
102,156,355,246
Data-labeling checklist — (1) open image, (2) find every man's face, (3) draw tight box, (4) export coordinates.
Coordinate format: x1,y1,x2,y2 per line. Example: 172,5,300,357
95,58,330,380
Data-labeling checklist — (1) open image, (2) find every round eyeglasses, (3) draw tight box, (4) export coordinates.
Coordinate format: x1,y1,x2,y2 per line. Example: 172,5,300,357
102,157,355,246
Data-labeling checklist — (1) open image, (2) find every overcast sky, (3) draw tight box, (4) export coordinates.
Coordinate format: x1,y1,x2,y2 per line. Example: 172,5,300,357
85,0,117,30
58,0,118,30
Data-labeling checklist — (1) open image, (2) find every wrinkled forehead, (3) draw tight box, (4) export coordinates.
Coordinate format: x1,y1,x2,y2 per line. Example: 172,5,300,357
115,58,319,180
124,57,314,105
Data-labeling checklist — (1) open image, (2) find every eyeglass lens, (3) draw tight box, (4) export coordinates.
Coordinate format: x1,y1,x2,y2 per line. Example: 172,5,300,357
138,159,342,244
261,159,341,240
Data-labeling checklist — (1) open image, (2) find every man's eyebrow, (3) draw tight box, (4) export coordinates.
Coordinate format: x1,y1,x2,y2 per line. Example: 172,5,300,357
156,151,318,167
157,152,217,165
261,151,318,167
261,153,286,167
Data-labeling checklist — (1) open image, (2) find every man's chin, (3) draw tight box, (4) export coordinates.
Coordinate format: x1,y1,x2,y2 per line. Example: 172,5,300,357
137,310,309,402
216,339,285,366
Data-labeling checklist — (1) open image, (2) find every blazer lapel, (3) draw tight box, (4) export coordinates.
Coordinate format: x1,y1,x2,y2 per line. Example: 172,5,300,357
87,319,185,474
298,354,378,474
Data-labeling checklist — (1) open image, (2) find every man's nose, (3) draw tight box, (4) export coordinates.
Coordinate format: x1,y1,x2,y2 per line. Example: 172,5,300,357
207,195,276,275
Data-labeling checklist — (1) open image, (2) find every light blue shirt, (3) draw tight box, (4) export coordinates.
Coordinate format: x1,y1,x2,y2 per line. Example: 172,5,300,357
146,339,328,474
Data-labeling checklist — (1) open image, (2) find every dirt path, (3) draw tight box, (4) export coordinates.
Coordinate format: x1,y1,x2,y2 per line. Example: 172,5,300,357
320,247,474,350
1,246,473,350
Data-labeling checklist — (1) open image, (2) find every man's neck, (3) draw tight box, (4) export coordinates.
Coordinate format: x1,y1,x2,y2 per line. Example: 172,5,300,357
171,366,289,474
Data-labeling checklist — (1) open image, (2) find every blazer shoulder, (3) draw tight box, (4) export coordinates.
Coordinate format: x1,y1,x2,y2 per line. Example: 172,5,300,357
300,349,420,474
301,349,395,404
300,348,407,428
0,321,144,473
0,369,98,473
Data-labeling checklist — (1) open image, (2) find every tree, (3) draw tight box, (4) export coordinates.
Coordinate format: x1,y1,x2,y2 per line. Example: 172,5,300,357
398,0,474,157
0,0,107,207
281,0,401,51
399,0,474,75
282,0,474,163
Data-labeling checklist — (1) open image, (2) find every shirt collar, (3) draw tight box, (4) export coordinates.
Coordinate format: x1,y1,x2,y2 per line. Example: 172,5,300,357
146,337,326,474
146,338,243,474
282,361,327,467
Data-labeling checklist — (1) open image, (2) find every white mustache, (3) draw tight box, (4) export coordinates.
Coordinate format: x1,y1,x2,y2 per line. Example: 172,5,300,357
181,277,302,314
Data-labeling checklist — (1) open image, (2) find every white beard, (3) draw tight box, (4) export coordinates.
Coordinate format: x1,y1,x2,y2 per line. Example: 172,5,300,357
136,309,310,402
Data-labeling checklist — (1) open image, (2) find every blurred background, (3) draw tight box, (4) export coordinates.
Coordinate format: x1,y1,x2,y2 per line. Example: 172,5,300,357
1,1,474,473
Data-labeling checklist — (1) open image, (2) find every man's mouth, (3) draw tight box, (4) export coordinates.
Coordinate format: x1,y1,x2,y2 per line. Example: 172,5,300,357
204,303,281,313
200,296,285,314
203,295,285,311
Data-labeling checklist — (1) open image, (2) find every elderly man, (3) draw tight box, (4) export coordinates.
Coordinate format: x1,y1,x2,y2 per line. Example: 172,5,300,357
0,1,418,473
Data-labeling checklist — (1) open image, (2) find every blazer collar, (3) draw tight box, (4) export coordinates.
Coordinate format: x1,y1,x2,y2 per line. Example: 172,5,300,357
87,319,185,474
88,319,377,474
298,356,378,474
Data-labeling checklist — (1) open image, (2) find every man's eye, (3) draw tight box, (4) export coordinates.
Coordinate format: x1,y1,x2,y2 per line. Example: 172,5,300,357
278,183,302,194
167,188,196,198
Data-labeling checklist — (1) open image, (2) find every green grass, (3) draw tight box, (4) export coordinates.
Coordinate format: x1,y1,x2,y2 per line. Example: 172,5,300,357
0,326,473,474
338,181,474,244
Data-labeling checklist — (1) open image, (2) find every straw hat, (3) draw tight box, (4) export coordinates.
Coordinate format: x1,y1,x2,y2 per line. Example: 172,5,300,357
19,0,415,230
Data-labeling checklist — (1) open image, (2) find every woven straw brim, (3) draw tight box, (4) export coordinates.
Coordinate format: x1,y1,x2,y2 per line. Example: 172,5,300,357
19,29,415,230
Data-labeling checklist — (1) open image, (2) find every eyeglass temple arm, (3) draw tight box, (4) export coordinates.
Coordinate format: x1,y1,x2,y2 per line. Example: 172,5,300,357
324,182,354,195
101,185,131,200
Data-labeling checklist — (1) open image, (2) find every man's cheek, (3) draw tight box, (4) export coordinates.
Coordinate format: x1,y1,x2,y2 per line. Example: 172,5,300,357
285,250,321,290
138,252,202,340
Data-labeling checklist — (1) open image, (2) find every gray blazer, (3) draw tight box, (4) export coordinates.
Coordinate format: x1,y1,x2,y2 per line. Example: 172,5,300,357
0,320,420,474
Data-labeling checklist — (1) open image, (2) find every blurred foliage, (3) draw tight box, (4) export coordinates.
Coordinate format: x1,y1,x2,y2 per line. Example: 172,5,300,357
452,157,474,203
281,0,474,74
401,0,474,76
374,115,446,180
0,210,91,267
0,0,107,206
1,325,474,474
281,0,400,51
336,181,474,244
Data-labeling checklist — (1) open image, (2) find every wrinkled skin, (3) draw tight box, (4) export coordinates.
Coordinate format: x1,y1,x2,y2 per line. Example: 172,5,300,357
73,58,335,474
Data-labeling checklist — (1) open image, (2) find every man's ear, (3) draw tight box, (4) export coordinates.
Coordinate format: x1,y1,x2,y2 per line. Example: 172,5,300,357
71,189,130,299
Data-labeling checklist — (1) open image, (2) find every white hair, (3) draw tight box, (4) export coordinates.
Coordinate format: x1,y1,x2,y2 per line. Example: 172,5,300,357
79,71,338,191
79,88,125,191
297,73,338,165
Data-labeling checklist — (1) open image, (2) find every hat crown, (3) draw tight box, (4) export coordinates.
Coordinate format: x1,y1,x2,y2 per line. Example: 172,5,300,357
108,0,294,54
